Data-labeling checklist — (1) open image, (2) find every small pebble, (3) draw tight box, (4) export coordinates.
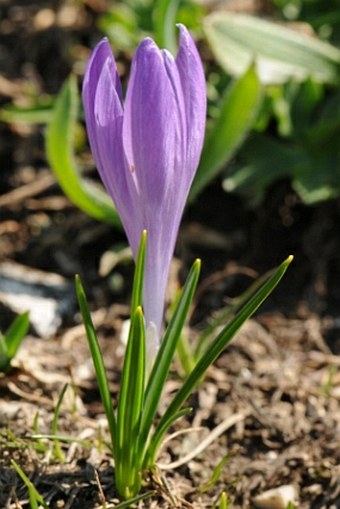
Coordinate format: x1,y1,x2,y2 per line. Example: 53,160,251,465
252,484,298,509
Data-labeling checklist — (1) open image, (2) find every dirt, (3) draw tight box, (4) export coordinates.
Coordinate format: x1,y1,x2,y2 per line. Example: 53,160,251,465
0,1,340,508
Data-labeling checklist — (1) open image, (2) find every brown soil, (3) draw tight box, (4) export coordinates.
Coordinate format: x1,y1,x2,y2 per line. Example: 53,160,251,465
1,1,339,508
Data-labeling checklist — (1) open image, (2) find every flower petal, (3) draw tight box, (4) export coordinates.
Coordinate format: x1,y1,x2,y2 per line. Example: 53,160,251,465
176,24,207,177
122,38,186,211
82,39,140,246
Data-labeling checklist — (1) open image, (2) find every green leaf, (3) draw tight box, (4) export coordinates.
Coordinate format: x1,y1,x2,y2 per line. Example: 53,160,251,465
116,306,146,499
195,265,278,360
204,12,340,84
199,453,233,493
190,66,262,199
46,75,121,226
5,311,30,360
130,230,147,315
147,256,293,465
223,133,308,205
138,259,201,463
112,490,156,509
153,0,181,52
75,275,117,454
143,407,192,468
11,460,48,509
0,103,54,124
51,383,68,462
0,312,30,372
0,335,8,373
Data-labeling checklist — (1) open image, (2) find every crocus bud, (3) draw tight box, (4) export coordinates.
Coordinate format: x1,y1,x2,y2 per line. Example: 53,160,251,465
83,25,206,353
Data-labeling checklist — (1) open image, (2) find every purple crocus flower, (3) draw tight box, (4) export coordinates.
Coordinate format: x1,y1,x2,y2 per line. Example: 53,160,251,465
82,25,206,353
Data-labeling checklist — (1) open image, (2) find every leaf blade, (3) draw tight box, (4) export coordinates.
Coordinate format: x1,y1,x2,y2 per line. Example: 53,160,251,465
46,75,121,226
204,12,340,84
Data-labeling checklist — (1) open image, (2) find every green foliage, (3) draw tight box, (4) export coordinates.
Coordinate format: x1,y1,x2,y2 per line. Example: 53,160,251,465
0,312,29,373
98,0,205,52
45,75,121,226
274,0,340,45
204,11,340,85
11,460,48,509
77,229,292,498
201,8,340,205
224,82,340,205
191,65,263,200
50,384,69,462
199,454,233,493
215,492,233,509
0,101,54,124
145,255,293,467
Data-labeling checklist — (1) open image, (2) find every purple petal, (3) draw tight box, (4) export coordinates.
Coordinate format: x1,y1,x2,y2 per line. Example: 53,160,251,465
82,29,206,348
176,24,207,178
122,38,187,210
82,39,140,247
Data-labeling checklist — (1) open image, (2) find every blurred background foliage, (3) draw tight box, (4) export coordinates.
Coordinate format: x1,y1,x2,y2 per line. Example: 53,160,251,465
1,0,339,217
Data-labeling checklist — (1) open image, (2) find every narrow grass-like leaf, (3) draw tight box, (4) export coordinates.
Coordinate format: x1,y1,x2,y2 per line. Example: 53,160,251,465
0,312,29,372
75,275,116,454
217,492,230,509
199,453,233,493
204,12,340,84
137,260,201,462
29,434,91,447
5,311,29,359
130,230,147,315
147,256,293,464
46,75,120,226
194,266,277,360
190,66,262,200
116,307,146,498
108,490,156,509
11,460,48,509
176,331,196,376
51,383,68,462
0,103,54,124
0,334,8,373
142,407,192,468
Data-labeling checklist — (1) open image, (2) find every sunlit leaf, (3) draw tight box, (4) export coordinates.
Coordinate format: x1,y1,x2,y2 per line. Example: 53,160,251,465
204,12,340,84
191,66,262,199
147,255,293,465
46,75,121,226
0,103,54,124
75,275,117,454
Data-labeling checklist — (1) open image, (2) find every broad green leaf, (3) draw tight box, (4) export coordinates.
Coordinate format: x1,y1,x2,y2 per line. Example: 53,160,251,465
138,259,201,463
223,133,308,205
46,75,121,226
116,306,145,498
147,256,293,465
204,12,340,84
153,0,181,52
292,155,340,203
190,66,262,200
75,275,117,454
